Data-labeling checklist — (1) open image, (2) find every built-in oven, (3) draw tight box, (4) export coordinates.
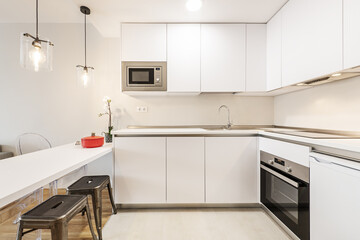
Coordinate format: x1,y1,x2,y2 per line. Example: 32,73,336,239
122,61,167,91
260,151,309,240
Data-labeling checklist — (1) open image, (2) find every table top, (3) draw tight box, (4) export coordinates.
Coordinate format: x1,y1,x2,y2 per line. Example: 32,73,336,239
0,143,112,208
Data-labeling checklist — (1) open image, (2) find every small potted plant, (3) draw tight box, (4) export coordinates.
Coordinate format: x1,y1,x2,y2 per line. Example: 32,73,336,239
99,96,113,143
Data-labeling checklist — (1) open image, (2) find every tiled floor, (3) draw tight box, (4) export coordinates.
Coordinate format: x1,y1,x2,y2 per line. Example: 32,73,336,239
103,208,292,240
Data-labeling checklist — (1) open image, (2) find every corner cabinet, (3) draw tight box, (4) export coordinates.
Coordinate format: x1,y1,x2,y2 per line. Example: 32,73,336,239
205,137,258,203
266,11,282,91
114,137,166,204
246,24,267,92
201,24,246,92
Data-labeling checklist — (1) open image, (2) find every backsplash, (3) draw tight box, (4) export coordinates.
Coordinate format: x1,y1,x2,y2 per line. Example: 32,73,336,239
274,76,360,132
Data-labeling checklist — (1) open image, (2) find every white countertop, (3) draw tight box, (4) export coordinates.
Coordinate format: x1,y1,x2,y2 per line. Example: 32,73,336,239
0,143,112,208
113,128,360,154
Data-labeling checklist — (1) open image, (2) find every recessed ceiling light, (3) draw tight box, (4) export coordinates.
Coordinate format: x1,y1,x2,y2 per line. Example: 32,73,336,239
331,73,342,77
186,0,202,11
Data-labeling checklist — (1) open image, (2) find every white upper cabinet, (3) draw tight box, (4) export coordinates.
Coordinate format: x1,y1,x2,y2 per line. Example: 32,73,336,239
344,0,360,69
167,24,201,92
246,24,267,92
266,11,282,91
281,0,343,86
121,24,167,61
201,24,246,92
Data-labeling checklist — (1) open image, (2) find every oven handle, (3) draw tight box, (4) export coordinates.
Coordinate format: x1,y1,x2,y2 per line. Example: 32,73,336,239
261,165,299,188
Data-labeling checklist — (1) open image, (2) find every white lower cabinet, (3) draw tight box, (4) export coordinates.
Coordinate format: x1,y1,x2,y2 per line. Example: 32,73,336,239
205,137,258,203
167,137,205,203
114,137,166,203
115,136,258,204
310,155,360,240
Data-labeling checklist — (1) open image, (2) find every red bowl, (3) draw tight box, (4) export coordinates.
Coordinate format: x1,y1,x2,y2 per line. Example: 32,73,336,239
81,135,104,148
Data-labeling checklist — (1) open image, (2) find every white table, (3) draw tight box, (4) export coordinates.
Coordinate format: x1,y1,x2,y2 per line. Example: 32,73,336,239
0,143,112,208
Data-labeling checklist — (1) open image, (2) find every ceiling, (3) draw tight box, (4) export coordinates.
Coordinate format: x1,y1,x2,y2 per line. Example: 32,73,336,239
1,0,288,37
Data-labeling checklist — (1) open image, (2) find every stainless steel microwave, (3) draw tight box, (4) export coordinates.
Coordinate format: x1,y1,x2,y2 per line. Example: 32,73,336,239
122,61,167,91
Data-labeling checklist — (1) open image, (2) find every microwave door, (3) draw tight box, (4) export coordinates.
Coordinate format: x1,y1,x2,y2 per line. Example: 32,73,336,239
128,68,154,85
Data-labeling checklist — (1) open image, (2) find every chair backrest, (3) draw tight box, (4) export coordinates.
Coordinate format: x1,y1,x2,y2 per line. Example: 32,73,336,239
16,133,52,155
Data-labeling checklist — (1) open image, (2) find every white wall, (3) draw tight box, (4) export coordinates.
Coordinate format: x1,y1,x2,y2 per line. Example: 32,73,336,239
274,76,360,131
0,23,105,153
0,23,274,155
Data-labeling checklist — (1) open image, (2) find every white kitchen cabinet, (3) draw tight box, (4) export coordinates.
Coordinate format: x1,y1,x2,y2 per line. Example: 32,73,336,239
246,24,267,92
310,154,360,240
281,0,343,86
121,24,167,61
201,24,246,92
166,137,205,203
167,24,201,93
344,0,360,69
114,137,166,203
266,11,282,91
205,137,257,203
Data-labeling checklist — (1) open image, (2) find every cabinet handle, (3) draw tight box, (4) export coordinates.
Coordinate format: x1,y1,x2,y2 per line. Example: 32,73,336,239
311,156,360,172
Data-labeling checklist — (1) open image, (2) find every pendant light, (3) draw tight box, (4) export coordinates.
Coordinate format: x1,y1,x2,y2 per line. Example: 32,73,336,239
20,0,54,72
76,6,94,88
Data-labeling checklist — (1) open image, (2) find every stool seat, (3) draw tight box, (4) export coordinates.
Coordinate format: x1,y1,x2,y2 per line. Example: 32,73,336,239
67,175,109,191
16,195,97,240
22,195,85,220
67,175,117,240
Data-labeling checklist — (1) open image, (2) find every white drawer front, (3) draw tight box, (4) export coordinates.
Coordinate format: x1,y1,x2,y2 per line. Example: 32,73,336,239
259,137,310,167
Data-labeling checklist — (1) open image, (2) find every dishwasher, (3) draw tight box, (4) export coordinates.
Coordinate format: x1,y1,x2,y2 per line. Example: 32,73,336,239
310,152,360,240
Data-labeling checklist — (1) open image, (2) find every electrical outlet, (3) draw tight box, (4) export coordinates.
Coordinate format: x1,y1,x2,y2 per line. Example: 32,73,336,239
136,106,148,113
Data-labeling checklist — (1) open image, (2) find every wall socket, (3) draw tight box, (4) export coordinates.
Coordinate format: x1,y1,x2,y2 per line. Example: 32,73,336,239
136,106,148,113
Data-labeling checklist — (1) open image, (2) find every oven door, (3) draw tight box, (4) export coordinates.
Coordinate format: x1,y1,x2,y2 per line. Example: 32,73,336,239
261,163,309,240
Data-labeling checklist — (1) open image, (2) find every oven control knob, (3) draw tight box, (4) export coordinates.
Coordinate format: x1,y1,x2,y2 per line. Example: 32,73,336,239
268,160,274,165
285,167,292,173
156,78,160,83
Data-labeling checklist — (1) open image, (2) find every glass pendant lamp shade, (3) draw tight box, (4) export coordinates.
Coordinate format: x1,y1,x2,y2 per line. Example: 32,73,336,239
77,6,94,88
20,34,53,72
20,0,54,72
76,66,94,88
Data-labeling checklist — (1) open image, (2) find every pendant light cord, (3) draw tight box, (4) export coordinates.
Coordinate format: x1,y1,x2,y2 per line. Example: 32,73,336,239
36,0,39,38
84,13,87,67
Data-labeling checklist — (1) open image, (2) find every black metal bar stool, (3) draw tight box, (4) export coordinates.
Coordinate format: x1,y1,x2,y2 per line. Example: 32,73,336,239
67,175,117,240
16,195,97,240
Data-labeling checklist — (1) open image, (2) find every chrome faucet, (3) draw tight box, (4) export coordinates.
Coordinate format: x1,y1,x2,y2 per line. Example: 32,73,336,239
218,105,233,129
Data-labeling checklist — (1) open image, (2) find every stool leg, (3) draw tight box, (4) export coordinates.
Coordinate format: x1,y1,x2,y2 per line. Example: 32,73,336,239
84,205,97,240
16,221,24,240
51,222,68,240
107,183,117,214
92,193,102,240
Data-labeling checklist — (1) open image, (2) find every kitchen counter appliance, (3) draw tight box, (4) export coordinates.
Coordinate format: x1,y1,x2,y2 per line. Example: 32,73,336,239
122,61,167,91
260,151,309,240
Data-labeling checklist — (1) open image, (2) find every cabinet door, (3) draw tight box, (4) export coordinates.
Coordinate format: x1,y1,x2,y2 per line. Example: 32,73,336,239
201,24,246,92
167,24,201,92
114,137,166,203
282,0,342,86
167,137,205,203
344,0,360,69
246,24,267,92
205,137,257,203
310,158,360,240
266,11,282,91
121,24,167,61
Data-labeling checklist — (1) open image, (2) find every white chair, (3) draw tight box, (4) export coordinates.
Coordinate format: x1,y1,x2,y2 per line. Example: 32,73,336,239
16,133,52,155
